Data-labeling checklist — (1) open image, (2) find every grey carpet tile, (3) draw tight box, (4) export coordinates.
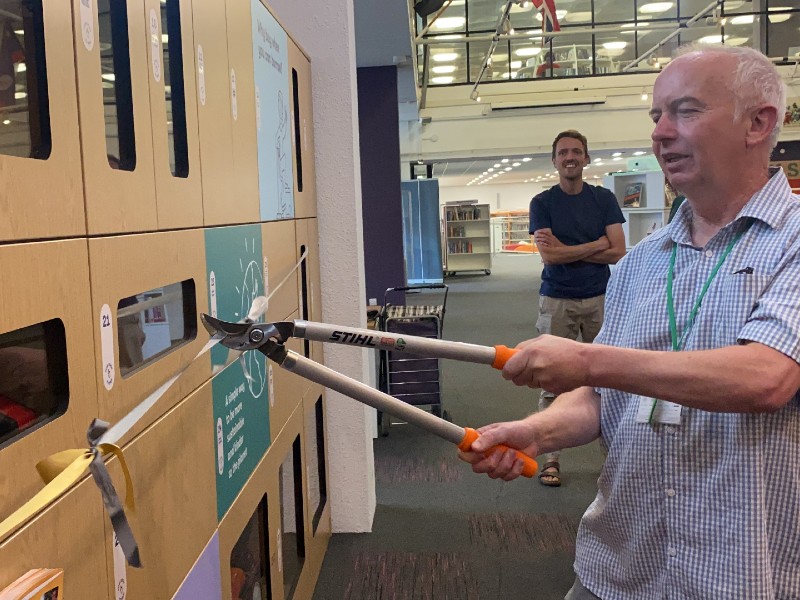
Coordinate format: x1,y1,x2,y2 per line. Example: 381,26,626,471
343,552,481,600
375,454,465,484
468,513,579,555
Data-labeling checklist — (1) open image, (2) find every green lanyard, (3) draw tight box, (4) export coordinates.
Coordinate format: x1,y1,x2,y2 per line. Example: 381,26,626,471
666,223,751,352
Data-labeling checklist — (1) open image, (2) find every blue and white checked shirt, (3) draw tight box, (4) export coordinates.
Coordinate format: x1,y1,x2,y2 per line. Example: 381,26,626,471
576,169,800,600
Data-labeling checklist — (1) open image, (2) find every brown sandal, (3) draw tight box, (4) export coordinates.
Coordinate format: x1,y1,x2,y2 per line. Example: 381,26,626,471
538,460,561,487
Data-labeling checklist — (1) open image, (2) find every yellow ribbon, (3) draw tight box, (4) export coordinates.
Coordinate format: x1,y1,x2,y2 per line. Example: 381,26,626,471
0,443,133,541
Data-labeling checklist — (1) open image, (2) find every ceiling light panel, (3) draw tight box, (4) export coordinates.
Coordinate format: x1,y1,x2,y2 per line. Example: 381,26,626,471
639,2,674,14
768,8,793,24
431,16,466,31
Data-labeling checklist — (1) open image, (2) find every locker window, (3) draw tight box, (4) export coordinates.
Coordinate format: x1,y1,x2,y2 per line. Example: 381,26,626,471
0,0,52,160
231,495,272,600
279,436,305,600
116,279,197,377
307,395,327,534
0,319,68,449
291,68,302,192
298,244,309,358
99,0,136,171
161,0,188,178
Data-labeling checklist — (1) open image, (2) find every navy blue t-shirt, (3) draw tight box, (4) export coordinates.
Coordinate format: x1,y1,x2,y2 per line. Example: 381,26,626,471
529,183,625,299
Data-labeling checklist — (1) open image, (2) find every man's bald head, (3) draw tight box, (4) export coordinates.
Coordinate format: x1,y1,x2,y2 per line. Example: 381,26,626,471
664,45,785,150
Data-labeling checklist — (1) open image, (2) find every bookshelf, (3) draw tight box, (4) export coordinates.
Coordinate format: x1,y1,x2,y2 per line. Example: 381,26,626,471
517,44,619,79
443,202,491,276
603,170,666,249
491,211,535,253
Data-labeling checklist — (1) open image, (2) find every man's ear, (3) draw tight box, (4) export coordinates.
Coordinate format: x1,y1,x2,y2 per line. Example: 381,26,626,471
745,105,779,148
584,153,591,166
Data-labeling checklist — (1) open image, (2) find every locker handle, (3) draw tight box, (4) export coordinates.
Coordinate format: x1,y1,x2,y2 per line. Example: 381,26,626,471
458,427,538,478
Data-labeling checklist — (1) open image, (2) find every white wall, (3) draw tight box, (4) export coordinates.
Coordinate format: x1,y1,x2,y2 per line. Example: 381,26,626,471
266,0,376,533
440,181,548,213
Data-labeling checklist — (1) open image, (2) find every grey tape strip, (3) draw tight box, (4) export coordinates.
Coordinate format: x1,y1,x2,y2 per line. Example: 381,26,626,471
87,420,142,568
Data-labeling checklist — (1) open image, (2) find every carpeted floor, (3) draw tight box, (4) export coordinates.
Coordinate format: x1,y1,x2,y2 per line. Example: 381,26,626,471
312,253,605,600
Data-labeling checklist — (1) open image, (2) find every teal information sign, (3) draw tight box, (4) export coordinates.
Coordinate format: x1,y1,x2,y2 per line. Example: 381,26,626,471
205,224,267,395
205,225,270,519
251,0,294,221
212,361,270,520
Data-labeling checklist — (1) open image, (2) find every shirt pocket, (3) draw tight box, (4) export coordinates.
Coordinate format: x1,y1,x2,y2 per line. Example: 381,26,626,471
711,273,773,347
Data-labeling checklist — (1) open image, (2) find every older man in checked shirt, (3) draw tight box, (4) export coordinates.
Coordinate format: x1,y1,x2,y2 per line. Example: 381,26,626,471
461,44,800,600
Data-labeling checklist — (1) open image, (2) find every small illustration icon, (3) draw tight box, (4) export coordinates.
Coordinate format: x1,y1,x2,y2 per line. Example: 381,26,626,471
395,338,407,351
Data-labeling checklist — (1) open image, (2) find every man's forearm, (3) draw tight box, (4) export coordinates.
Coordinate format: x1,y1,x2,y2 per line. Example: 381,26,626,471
538,240,605,265
527,387,601,454
582,247,626,264
581,342,800,413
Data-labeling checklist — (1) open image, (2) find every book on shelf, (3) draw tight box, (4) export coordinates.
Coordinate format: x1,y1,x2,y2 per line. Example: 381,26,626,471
447,225,466,238
623,182,644,208
447,240,473,254
0,568,64,599
664,183,678,209
445,206,482,221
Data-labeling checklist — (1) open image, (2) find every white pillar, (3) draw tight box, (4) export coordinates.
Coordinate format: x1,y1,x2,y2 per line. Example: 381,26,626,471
267,0,375,532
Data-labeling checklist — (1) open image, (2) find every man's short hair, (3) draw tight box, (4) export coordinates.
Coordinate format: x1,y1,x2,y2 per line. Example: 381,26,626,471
673,44,786,149
551,130,589,160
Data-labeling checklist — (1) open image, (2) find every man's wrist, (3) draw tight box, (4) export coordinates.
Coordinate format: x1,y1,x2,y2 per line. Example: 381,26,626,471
581,342,603,387
522,413,548,455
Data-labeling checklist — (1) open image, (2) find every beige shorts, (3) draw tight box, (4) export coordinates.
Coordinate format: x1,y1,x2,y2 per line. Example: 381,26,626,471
536,294,605,343
537,294,605,407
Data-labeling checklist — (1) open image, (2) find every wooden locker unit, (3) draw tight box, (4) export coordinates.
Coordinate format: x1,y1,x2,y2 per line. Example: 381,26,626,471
269,310,305,442
260,218,303,440
210,398,317,600
189,0,239,226
145,0,204,230
275,404,318,600
87,230,211,443
217,422,283,600
287,39,317,219
0,239,98,529
0,478,108,600
262,219,299,323
73,0,158,234
300,383,331,586
0,0,86,242
103,384,217,599
295,218,324,368
223,0,260,223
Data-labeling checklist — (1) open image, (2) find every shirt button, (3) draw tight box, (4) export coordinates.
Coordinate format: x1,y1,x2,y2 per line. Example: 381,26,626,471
705,250,714,258
666,488,676,497
665,425,676,434
668,547,678,557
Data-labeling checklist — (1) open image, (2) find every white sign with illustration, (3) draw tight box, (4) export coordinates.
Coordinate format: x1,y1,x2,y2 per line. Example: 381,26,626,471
251,0,294,220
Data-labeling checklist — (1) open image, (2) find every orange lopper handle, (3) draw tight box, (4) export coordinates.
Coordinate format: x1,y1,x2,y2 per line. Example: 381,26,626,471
458,427,538,478
492,345,517,369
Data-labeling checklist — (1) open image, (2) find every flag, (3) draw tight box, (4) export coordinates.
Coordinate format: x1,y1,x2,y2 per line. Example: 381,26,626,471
531,0,560,43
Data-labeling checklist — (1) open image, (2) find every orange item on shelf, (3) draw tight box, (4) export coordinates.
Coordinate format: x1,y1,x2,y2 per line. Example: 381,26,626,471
230,567,246,600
